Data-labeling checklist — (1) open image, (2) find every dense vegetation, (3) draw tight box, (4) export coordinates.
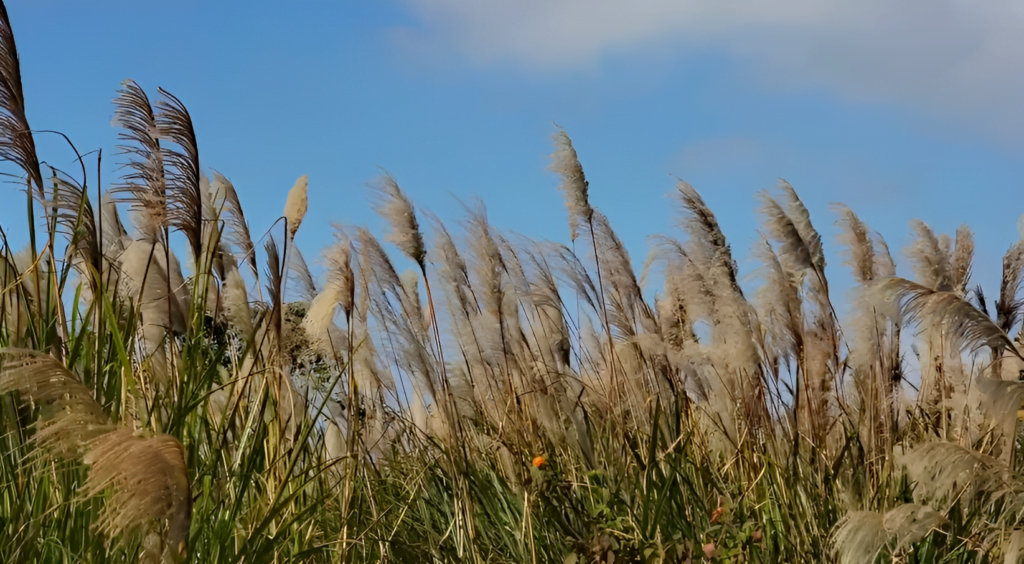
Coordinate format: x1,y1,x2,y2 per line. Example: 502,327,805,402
3,4,1024,563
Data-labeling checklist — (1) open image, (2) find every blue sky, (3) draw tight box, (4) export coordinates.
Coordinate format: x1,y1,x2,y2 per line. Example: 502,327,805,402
4,1,1024,308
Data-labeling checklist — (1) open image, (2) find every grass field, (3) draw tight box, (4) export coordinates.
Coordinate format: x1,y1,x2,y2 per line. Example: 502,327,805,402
4,3,1024,563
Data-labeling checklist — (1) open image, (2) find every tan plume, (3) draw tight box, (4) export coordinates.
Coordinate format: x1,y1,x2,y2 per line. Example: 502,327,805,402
83,430,191,563
284,174,308,239
47,173,101,290
212,170,258,275
758,186,821,281
674,180,741,294
0,350,112,456
831,504,946,564
778,180,826,276
112,80,166,241
221,267,253,338
549,129,593,241
997,241,1024,335
0,4,44,197
950,224,974,296
901,441,1010,503
875,235,897,278
876,277,1022,359
100,191,130,256
0,350,191,560
371,171,426,269
287,245,318,302
155,87,203,262
303,230,354,354
905,219,951,291
1005,530,1024,564
833,204,875,284
976,377,1024,434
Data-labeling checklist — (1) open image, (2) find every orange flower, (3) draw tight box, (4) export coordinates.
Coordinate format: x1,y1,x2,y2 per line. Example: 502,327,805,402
710,506,724,523
532,456,545,468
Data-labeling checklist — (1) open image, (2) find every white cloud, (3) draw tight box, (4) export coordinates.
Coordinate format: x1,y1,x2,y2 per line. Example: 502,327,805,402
395,0,1024,141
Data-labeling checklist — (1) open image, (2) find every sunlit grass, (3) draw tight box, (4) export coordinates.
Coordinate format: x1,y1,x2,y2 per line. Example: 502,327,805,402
3,4,1024,563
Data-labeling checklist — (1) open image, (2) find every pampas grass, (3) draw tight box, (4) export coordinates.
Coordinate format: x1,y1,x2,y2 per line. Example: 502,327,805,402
6,6,1024,561
877,276,1021,358
372,172,426,270
832,504,947,564
549,129,593,242
0,351,190,561
284,174,308,239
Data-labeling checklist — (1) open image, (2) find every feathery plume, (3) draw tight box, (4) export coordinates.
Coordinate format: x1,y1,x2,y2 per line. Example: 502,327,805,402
0,351,191,558
326,231,355,320
303,234,354,353
287,245,318,302
997,241,1024,335
48,173,100,284
371,172,427,270
875,235,897,278
901,441,1011,503
831,512,886,564
155,88,203,262
221,267,252,338
905,220,951,291
833,204,875,284
674,180,741,293
112,80,166,241
100,191,130,256
117,239,191,384
591,211,654,337
976,376,1024,433
429,214,478,317
118,239,190,336
401,269,428,336
463,200,506,325
779,180,826,277
1005,530,1024,564
549,241,600,312
759,193,814,275
549,129,593,241
831,504,946,564
760,184,828,299
0,350,112,455
882,504,947,551
0,4,44,196
876,277,1022,359
303,290,341,355
950,224,974,296
83,430,191,562
212,170,258,275
283,174,308,239
360,226,438,400
264,236,284,345
325,419,345,460
754,241,803,362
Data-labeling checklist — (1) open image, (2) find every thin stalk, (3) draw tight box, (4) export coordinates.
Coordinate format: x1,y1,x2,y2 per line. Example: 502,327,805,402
24,177,42,340
585,217,619,407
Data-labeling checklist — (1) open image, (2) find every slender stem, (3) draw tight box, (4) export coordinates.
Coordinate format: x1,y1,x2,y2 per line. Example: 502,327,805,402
25,177,43,340
585,218,618,406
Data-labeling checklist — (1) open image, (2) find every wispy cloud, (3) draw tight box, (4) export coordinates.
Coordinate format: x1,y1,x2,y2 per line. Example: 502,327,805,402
394,0,1024,141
